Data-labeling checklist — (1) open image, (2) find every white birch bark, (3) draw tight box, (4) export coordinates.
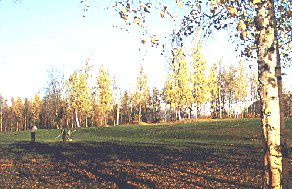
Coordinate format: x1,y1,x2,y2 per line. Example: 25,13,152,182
116,103,120,126
75,111,80,127
255,1,284,188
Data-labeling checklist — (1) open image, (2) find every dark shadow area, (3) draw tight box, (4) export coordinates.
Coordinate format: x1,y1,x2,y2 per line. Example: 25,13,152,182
0,140,275,188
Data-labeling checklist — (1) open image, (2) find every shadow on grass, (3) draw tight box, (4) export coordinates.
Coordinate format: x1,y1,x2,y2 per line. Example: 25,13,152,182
0,140,273,188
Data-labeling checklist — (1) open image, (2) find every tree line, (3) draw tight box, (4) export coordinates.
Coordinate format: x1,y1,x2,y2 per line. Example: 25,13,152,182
0,51,268,131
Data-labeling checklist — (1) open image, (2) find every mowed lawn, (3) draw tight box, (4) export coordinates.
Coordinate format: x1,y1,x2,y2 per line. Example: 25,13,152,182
0,118,292,188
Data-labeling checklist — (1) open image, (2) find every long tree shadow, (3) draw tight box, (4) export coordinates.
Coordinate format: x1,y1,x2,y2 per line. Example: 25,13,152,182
2,140,287,188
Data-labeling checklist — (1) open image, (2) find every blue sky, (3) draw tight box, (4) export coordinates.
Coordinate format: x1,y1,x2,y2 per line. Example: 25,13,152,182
0,0,173,100
1,0,290,101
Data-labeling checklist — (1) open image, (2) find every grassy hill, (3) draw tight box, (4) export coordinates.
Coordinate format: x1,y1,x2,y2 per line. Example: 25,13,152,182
0,118,291,188
0,118,267,144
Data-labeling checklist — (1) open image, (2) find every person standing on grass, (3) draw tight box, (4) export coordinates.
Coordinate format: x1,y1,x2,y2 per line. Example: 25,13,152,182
31,125,37,143
62,128,66,142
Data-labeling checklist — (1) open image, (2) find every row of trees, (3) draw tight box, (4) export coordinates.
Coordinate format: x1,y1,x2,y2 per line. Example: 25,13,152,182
81,0,292,187
0,54,261,131
163,39,259,121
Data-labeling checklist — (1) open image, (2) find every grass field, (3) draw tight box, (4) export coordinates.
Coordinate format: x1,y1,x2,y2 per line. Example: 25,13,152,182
0,118,291,188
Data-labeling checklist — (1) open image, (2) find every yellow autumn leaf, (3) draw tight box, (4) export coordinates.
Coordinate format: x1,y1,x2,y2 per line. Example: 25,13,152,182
237,20,246,31
177,3,183,7
121,8,126,13
253,0,261,3
264,18,269,25
151,37,159,44
289,42,292,50
133,16,140,24
211,0,216,7
160,11,165,18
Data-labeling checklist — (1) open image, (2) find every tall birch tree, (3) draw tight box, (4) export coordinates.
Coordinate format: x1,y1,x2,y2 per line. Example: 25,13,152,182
170,48,192,121
163,74,176,121
96,67,113,126
234,59,249,118
14,97,24,131
132,65,150,122
32,93,41,127
190,41,207,118
0,94,4,132
66,70,91,127
84,0,290,186
225,64,238,118
121,89,131,124
208,63,219,118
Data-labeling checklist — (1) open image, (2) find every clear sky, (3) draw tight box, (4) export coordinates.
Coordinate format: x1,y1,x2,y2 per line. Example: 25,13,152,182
1,0,291,101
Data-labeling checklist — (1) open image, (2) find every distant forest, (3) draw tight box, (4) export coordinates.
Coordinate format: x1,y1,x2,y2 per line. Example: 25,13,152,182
0,52,291,132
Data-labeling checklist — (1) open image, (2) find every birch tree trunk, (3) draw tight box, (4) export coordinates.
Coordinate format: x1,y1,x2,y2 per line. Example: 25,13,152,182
71,114,74,128
85,113,88,127
275,12,289,188
75,111,80,127
178,109,181,121
255,1,286,188
195,102,198,119
219,85,222,119
24,114,26,131
117,104,119,126
139,105,141,122
0,108,2,132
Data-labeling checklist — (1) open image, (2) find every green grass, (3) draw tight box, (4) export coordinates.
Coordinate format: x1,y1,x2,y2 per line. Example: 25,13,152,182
0,118,269,145
0,118,291,188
